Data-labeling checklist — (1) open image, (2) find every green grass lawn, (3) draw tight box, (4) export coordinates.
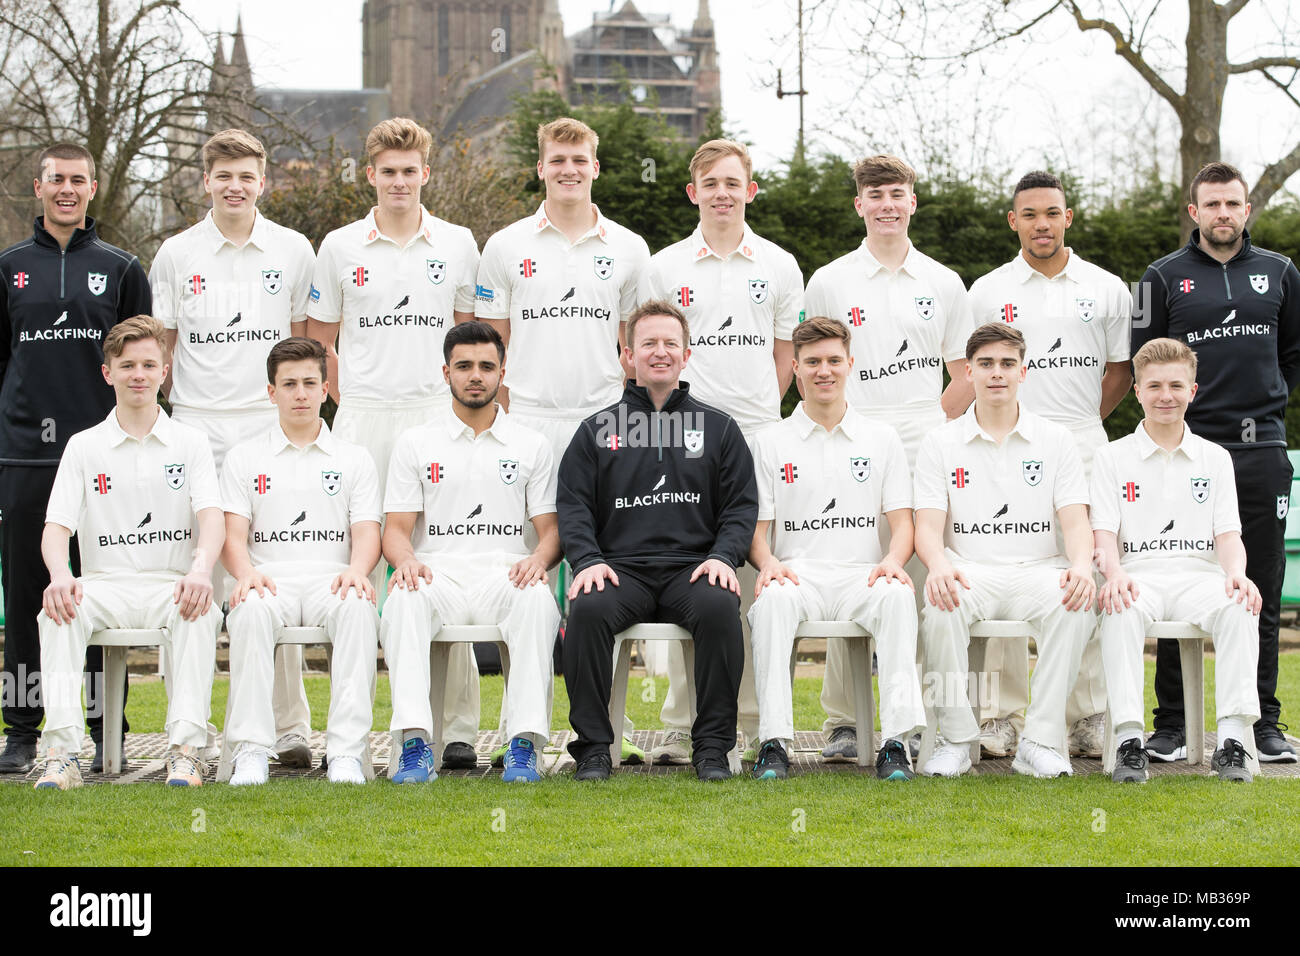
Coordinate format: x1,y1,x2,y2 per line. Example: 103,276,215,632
3,656,1298,867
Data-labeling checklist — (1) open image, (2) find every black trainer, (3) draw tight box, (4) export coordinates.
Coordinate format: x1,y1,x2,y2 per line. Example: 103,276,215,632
574,751,612,781
0,740,36,774
1211,738,1253,782
875,738,915,781
1111,738,1149,783
440,740,478,769
1144,727,1186,762
1254,721,1297,763
752,739,789,780
694,751,731,781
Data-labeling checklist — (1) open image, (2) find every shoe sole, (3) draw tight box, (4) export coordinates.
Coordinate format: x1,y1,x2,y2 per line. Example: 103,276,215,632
754,769,787,780
1216,770,1253,782
1256,751,1298,763
390,774,437,784
1111,773,1148,783
166,779,202,787
651,752,690,765
1011,756,1070,779
275,744,312,769
821,750,857,762
980,743,1010,758
34,781,77,790
878,769,915,781
1146,746,1187,762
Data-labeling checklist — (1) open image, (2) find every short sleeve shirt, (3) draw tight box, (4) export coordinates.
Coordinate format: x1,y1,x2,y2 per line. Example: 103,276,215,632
803,240,971,410
149,211,315,411
383,407,556,560
308,206,479,403
644,224,802,432
474,204,651,413
1090,422,1241,573
755,403,911,565
221,421,382,576
913,404,1088,565
968,250,1132,425
46,409,221,577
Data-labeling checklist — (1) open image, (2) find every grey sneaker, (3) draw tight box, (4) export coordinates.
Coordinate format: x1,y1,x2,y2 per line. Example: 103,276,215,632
274,733,312,768
1110,738,1148,783
1068,713,1106,758
1211,739,1253,783
649,729,691,765
821,726,857,762
979,718,1018,757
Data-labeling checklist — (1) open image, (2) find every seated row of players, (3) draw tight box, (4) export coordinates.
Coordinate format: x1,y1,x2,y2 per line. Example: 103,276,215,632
32,308,1262,787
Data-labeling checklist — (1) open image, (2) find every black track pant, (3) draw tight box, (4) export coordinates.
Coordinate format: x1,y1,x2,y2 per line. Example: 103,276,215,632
1154,446,1290,730
1,465,128,745
564,562,742,764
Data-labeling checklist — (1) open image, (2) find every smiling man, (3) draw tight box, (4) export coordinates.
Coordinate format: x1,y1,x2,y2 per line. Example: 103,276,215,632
307,117,483,767
0,142,152,775
557,300,758,782
150,128,319,768
1132,161,1300,764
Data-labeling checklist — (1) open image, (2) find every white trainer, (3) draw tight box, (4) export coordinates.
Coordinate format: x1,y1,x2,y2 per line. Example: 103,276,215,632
1068,713,1106,757
649,729,691,765
1012,737,1073,778
922,742,972,778
327,755,366,785
979,717,1018,757
230,745,269,786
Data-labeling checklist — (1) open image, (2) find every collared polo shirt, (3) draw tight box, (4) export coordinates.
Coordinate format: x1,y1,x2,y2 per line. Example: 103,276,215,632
914,403,1088,565
383,406,556,559
1090,421,1240,573
803,239,971,410
221,420,382,575
46,408,221,576
755,403,910,565
308,206,478,403
474,203,650,413
968,250,1131,425
644,224,802,432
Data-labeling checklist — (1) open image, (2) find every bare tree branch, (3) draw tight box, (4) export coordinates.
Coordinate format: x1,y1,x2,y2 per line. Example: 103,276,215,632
1060,1,1183,110
1230,55,1300,73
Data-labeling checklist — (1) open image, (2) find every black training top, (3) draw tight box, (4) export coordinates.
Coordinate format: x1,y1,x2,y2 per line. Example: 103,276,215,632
1131,228,1300,449
0,217,152,466
557,380,758,572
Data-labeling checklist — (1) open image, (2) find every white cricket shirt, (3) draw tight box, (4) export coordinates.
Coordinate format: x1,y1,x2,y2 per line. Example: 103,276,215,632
914,404,1088,566
644,224,802,432
46,408,221,577
967,250,1132,425
755,403,911,565
474,204,650,413
150,210,315,411
383,406,556,559
803,240,971,409
221,420,382,576
1090,421,1241,573
308,206,479,403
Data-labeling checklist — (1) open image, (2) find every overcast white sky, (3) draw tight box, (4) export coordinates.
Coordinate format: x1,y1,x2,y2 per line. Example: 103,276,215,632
184,0,1299,199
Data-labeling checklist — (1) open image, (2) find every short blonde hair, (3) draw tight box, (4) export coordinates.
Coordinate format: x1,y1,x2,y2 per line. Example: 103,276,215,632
103,315,167,364
537,117,599,159
1133,337,1198,383
690,138,752,183
852,154,916,192
201,128,267,175
366,118,433,165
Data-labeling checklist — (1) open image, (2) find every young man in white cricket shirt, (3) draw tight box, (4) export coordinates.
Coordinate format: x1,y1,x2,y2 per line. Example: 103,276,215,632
380,321,561,783
307,117,482,768
150,128,317,768
34,317,224,789
221,337,382,785
966,171,1132,760
802,154,973,760
748,317,926,780
915,323,1095,778
640,138,802,764
1092,337,1261,782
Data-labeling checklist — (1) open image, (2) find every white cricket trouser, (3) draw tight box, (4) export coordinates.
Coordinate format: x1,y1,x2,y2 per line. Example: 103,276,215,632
173,402,311,740
38,573,221,754
335,395,481,740
750,563,926,747
822,402,944,731
981,418,1110,728
380,554,559,748
922,558,1093,752
225,574,379,761
1100,567,1260,731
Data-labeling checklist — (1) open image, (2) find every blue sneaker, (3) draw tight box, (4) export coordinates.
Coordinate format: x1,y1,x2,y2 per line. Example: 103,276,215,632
391,737,437,784
502,736,541,782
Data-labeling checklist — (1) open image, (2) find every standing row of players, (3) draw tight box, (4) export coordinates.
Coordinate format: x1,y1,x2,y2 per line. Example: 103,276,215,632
1,113,1296,784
